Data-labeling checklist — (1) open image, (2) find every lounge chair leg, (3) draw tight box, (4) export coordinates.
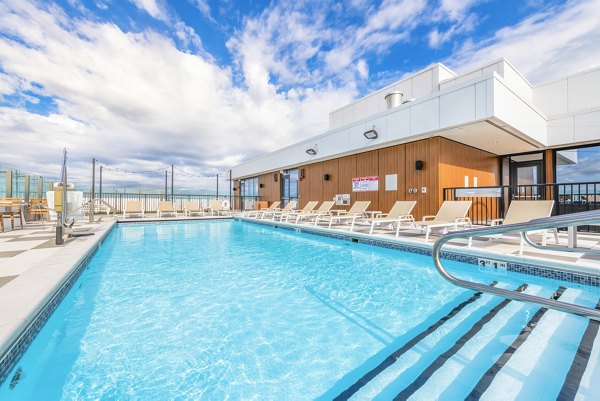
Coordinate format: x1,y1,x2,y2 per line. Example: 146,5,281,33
370,222,375,235
328,220,333,229
350,218,356,232
468,237,473,247
553,228,559,244
425,228,430,243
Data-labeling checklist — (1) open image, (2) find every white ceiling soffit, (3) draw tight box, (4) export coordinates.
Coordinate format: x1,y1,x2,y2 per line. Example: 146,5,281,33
440,121,541,155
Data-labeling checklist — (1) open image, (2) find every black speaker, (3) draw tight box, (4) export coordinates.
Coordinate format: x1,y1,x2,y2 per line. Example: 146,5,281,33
274,173,278,182
415,160,424,170
323,174,330,181
259,183,264,188
300,169,305,179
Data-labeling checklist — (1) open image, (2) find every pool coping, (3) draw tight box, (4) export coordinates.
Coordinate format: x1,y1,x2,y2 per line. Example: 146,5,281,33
237,217,600,286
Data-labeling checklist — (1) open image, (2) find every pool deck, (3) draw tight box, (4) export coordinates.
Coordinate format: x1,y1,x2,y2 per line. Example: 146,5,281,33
1,213,600,379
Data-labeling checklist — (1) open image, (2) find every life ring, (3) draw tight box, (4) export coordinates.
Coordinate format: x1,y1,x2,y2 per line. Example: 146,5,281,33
221,199,231,210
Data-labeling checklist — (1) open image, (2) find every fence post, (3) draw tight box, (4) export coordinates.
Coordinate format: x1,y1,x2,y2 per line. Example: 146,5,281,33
5,169,12,198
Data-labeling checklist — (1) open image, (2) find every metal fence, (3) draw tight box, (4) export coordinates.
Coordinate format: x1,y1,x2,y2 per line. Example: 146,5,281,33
444,182,600,231
83,192,260,213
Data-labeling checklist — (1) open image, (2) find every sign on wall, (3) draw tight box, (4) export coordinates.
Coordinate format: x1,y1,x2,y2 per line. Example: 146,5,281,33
352,176,379,192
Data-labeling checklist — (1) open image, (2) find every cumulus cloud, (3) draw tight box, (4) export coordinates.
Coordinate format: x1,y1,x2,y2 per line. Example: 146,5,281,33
1,0,599,192
447,0,600,84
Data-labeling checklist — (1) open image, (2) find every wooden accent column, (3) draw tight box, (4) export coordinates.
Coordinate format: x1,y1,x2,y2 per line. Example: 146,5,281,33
544,149,556,200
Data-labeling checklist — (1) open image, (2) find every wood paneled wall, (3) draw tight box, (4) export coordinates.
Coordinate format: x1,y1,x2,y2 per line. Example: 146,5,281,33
258,172,280,204
296,136,499,219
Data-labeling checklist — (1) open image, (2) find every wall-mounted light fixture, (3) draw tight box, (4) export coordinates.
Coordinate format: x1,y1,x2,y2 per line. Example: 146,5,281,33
306,148,317,156
273,173,278,182
259,183,264,188
363,126,378,140
299,169,305,179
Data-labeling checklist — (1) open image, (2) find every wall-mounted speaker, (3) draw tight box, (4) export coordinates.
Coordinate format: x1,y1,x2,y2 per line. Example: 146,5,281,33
259,183,264,188
323,174,330,181
274,173,278,182
233,187,238,192
415,160,424,170
300,169,305,179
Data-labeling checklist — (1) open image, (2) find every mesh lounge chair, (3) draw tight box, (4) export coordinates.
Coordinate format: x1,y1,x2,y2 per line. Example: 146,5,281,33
158,201,177,218
400,201,472,242
294,201,335,224
0,198,24,232
316,201,371,230
123,201,144,219
246,201,281,218
471,200,557,255
353,200,416,234
184,200,204,217
263,201,297,220
280,201,318,222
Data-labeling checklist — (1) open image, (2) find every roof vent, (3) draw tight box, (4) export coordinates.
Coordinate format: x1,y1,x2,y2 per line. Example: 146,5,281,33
385,91,403,109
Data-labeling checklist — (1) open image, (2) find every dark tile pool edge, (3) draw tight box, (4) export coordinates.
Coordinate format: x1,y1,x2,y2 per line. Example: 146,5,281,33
239,218,600,288
0,221,117,387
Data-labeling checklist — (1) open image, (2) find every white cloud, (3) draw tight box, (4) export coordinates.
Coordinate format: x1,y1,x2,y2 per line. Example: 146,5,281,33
129,0,169,22
448,0,600,84
0,0,354,190
191,0,215,22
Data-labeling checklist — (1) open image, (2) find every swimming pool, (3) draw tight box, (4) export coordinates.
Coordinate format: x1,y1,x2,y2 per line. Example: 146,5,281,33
1,220,599,400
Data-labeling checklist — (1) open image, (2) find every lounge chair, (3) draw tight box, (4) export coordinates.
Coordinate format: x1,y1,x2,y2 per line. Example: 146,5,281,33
316,201,371,230
280,201,318,222
472,200,557,255
353,200,416,234
246,201,281,218
183,200,204,217
294,201,335,224
400,201,472,242
263,201,297,220
209,199,230,216
123,200,144,219
157,201,177,218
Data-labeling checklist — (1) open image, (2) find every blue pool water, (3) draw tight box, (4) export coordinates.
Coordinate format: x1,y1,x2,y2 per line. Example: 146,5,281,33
1,220,598,400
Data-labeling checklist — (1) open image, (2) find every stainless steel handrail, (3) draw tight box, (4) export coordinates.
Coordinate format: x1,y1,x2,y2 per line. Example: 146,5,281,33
432,209,600,321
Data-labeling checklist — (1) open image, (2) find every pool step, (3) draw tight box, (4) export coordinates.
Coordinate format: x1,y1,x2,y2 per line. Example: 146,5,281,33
472,287,599,401
338,282,520,400
556,299,600,401
343,286,600,401
391,283,548,401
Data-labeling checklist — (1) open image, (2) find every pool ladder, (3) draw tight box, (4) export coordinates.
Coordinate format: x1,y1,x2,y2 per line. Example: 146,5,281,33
433,209,600,321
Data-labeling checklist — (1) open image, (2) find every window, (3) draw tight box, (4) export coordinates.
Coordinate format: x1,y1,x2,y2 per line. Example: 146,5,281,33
281,169,298,206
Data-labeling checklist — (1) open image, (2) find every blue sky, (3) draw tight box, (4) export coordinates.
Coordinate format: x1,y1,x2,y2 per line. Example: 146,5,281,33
0,0,600,190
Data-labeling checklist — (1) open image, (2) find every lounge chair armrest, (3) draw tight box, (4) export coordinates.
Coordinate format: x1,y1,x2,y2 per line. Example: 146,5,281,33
455,217,471,224
422,215,436,221
376,213,387,218
398,214,415,222
491,218,504,225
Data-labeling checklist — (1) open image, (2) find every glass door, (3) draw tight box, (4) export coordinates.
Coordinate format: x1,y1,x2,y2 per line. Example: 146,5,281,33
510,160,543,200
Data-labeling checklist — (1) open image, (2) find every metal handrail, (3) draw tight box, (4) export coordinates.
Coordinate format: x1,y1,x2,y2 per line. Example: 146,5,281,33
432,210,600,321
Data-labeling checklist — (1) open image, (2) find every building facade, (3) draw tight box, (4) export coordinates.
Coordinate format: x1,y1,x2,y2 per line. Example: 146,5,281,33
232,58,600,220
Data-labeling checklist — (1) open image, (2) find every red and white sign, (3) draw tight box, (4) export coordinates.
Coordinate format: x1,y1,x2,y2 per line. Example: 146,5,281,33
352,176,379,192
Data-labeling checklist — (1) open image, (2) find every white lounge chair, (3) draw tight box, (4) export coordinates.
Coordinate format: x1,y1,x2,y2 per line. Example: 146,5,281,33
472,200,557,255
183,200,204,217
122,200,144,219
157,201,177,218
263,201,297,220
353,200,416,234
400,201,472,242
280,201,318,222
316,201,371,230
209,199,230,216
246,201,281,218
294,201,335,224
